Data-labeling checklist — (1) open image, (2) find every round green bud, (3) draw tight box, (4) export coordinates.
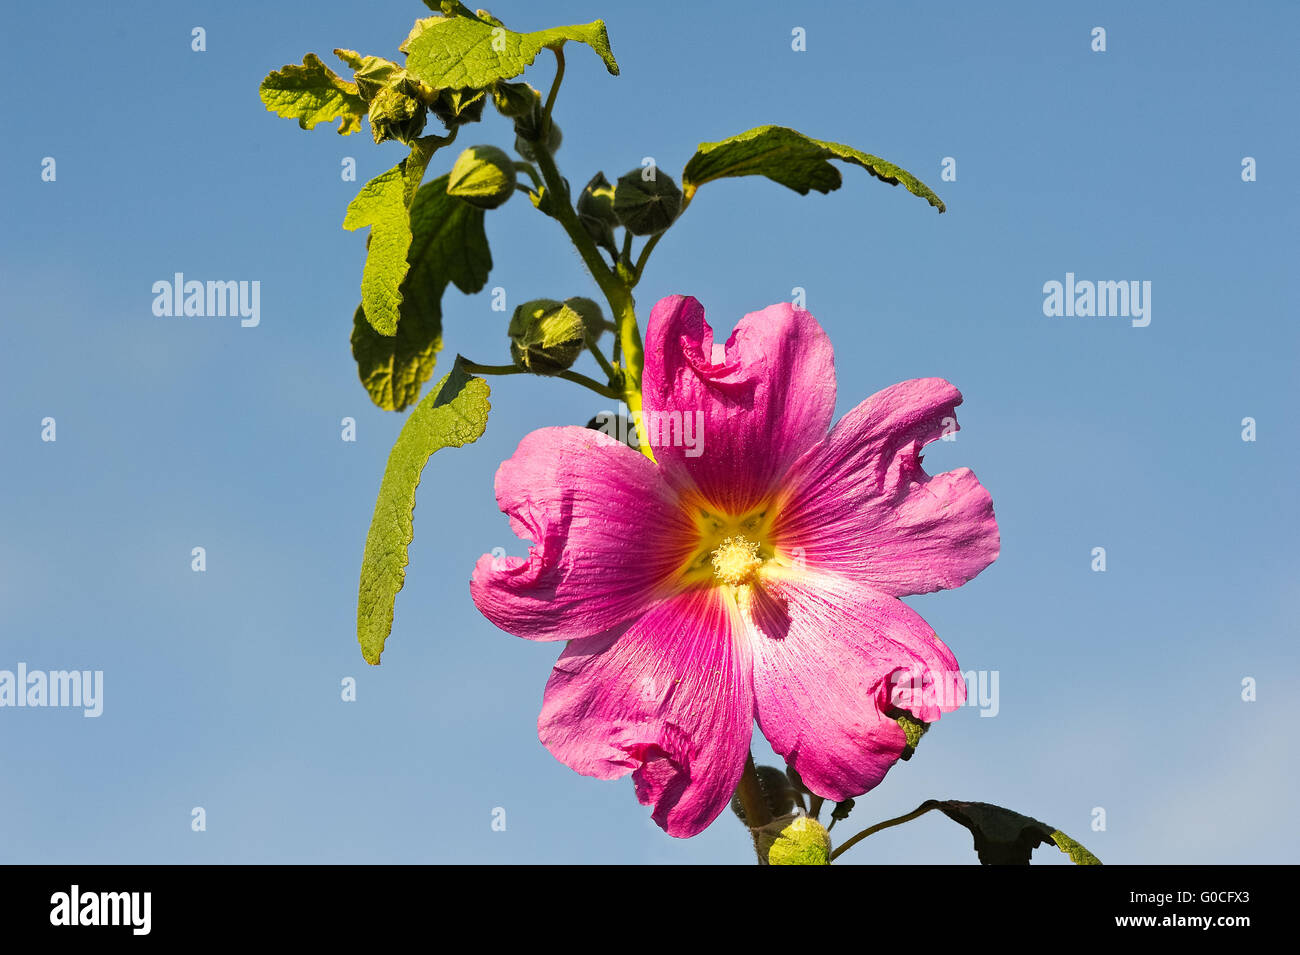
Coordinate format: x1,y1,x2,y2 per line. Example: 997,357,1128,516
366,73,430,145
508,299,588,376
514,121,562,161
431,88,487,127
585,413,640,451
729,765,797,823
352,57,402,102
577,172,619,254
447,145,517,209
613,166,683,235
509,86,562,159
765,816,832,866
562,296,605,339
491,81,537,120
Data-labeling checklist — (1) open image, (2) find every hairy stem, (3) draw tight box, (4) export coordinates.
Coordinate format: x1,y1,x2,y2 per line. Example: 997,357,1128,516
543,47,565,123
829,802,939,862
735,753,773,863
458,359,621,400
527,86,655,459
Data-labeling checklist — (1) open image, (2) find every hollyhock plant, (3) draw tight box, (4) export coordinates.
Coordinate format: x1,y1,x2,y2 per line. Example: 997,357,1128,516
471,294,1000,837
263,1,1102,863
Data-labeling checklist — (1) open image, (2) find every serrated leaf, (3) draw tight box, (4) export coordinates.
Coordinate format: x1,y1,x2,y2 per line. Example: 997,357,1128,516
403,11,618,90
409,176,492,297
920,800,1102,865
350,304,442,414
259,53,368,134
342,139,441,336
350,175,491,411
1051,829,1103,865
682,125,945,212
357,362,490,664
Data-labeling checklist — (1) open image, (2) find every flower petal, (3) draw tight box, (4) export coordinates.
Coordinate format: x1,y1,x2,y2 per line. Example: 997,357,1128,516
641,295,836,513
470,425,693,641
538,586,754,838
774,378,999,597
748,567,966,802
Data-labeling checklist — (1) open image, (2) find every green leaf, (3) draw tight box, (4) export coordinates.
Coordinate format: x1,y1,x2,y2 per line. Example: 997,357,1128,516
357,361,491,665
350,175,491,411
1051,829,1103,866
681,125,945,212
921,800,1103,865
259,53,368,134
403,11,618,90
342,139,441,336
408,177,493,297
350,304,441,415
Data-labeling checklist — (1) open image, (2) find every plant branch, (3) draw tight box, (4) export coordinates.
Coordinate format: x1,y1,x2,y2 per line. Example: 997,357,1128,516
586,338,619,383
527,119,655,459
543,47,565,123
829,802,938,862
513,161,542,189
458,359,621,400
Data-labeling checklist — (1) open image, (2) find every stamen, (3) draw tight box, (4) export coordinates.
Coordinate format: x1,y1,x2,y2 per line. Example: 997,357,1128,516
710,535,763,586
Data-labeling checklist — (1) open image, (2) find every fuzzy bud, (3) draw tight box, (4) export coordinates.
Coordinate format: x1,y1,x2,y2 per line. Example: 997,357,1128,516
447,145,517,209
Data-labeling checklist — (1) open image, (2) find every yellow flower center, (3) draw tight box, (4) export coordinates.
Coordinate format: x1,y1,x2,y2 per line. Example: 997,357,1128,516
676,496,785,589
710,535,763,586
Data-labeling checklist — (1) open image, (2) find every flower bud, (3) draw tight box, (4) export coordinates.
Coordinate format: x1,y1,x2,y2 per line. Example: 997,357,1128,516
562,296,605,339
613,167,682,235
368,81,427,144
586,414,640,451
514,122,562,161
351,57,402,102
729,765,797,823
761,815,832,866
447,145,516,209
491,81,537,120
577,172,619,254
509,86,562,160
431,88,486,127
508,299,588,375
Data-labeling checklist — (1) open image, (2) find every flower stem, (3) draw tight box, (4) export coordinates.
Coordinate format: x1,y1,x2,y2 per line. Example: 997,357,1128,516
808,795,824,822
543,47,565,123
458,359,621,400
512,161,542,189
526,95,655,460
586,337,619,383
735,753,773,862
828,802,939,862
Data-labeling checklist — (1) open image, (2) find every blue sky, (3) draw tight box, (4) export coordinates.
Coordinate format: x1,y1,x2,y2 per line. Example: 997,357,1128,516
1,0,1296,864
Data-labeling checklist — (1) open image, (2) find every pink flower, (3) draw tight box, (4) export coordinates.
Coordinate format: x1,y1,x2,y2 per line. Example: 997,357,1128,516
471,295,1000,837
